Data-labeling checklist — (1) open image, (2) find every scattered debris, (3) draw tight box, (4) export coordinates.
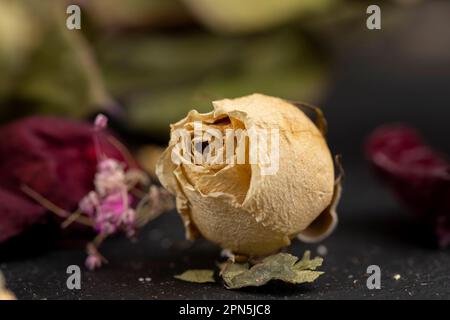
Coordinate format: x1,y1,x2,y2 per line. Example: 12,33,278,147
317,245,328,256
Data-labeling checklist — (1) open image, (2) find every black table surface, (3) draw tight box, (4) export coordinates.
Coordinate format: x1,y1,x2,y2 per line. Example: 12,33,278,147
2,162,449,300
1,2,450,300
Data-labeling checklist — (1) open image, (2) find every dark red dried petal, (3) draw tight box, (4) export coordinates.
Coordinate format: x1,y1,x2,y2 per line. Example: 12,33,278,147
0,116,127,243
365,125,450,247
0,189,45,243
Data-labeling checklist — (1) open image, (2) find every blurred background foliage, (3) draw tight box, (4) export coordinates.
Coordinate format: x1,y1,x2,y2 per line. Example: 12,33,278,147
0,0,419,142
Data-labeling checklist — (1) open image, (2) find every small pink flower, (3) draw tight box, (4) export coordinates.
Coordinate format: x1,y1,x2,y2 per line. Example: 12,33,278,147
79,191,99,216
94,191,134,234
94,159,126,196
85,254,103,270
94,114,108,131
99,192,127,217
85,243,107,270
95,192,123,234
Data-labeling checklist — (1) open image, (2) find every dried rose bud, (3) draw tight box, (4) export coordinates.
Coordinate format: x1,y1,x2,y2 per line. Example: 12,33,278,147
156,94,340,256
366,125,450,247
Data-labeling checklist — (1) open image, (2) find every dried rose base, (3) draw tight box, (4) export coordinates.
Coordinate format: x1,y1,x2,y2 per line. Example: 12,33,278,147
366,125,450,247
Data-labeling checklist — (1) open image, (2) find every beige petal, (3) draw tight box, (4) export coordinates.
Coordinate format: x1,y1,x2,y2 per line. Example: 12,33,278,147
297,155,343,243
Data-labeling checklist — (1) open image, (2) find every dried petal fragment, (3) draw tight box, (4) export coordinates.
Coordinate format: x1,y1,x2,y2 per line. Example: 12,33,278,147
175,269,215,283
366,125,450,247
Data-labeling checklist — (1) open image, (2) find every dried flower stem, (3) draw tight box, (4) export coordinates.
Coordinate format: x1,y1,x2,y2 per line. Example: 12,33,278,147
130,187,147,199
107,135,140,169
93,232,108,247
61,210,83,229
21,185,70,219
86,241,108,270
21,185,93,227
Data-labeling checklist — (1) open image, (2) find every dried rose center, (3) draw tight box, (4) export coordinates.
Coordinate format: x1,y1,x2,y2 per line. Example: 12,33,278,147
181,116,251,204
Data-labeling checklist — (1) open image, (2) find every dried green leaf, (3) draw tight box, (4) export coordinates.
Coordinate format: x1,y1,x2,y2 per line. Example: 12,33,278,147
175,269,215,283
181,0,336,34
0,0,113,122
220,251,323,289
220,262,249,285
294,251,323,271
95,31,329,136
83,0,188,30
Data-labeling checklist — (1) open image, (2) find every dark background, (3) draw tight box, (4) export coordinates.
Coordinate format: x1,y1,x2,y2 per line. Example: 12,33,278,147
1,1,450,299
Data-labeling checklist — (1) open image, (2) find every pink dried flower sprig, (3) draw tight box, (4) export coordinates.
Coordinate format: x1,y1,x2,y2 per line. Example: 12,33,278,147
85,242,108,271
23,115,174,270
79,158,143,237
